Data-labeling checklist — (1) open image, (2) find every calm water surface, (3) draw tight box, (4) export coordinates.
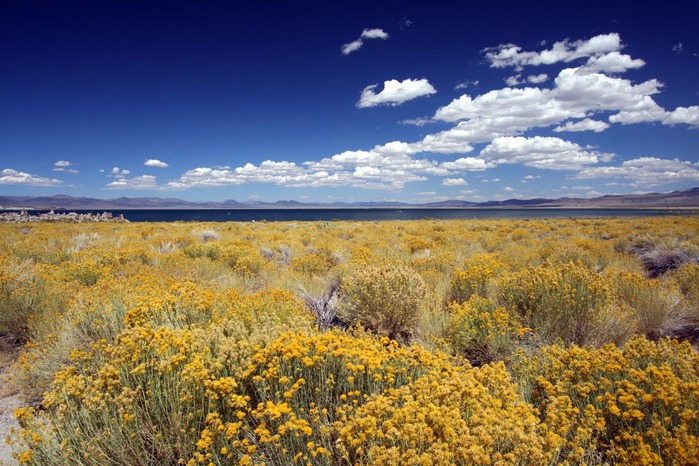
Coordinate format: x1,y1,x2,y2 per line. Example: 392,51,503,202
21,208,697,222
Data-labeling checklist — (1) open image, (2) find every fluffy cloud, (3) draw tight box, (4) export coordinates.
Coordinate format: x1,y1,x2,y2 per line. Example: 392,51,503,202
505,75,521,87
439,157,493,171
576,157,699,186
357,78,437,108
663,106,699,127
106,175,161,190
446,33,682,134
581,52,645,73
480,136,611,170
341,28,389,55
434,86,568,125
144,159,169,168
528,73,549,83
162,136,485,191
432,66,672,138
484,33,624,68
361,28,389,40
53,160,79,173
553,118,610,133
111,167,131,177
0,168,62,186
442,178,469,186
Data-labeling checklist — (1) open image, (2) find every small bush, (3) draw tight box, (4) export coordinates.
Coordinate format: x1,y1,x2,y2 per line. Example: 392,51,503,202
445,295,526,365
338,265,428,343
183,242,221,261
498,262,618,346
198,229,221,243
640,247,692,278
612,271,678,339
447,253,505,303
673,262,699,302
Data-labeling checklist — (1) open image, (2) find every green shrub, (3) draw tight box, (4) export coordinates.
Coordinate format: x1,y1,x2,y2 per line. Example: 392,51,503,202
498,262,623,346
445,295,525,365
338,265,428,343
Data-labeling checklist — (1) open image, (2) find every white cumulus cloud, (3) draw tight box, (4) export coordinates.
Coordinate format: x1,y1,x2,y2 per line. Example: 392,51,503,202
432,64,680,139
484,33,624,68
442,178,469,186
144,159,169,168
0,168,63,186
663,106,699,127
576,157,699,186
357,78,437,108
106,175,161,190
111,167,131,177
360,28,389,40
581,52,645,73
554,118,610,133
528,73,549,83
480,136,612,170
102,32,699,196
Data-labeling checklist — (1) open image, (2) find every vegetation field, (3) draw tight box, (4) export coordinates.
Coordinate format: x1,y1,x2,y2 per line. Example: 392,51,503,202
1,216,698,465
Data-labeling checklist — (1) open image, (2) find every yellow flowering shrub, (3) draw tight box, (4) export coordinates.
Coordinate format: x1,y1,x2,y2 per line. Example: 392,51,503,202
445,295,527,365
13,289,314,466
192,331,452,465
336,362,554,465
15,325,212,465
338,265,428,342
183,241,222,261
498,261,622,346
512,336,699,465
447,253,506,303
291,248,340,277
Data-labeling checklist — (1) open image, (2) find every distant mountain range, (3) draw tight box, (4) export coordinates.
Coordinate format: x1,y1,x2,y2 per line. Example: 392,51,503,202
1,187,699,210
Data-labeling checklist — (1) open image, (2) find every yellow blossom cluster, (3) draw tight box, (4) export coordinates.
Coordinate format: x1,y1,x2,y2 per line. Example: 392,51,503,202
337,362,552,465
513,336,699,465
447,253,506,303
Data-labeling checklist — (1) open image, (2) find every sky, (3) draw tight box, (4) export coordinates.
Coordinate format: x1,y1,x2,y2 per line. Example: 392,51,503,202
1,0,698,203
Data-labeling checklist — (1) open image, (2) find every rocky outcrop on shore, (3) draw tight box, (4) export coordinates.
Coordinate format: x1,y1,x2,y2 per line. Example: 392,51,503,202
0,210,127,223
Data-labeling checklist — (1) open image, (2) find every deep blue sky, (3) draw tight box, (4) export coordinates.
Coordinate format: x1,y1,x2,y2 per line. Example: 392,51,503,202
1,0,698,203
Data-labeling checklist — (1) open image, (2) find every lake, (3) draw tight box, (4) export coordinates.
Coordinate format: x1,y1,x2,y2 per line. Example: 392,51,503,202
18,208,697,222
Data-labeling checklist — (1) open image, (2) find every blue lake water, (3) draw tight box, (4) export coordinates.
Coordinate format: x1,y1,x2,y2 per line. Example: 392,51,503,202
19,208,697,222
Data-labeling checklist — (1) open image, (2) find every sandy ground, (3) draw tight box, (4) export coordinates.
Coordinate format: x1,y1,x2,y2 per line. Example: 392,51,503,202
0,344,20,466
